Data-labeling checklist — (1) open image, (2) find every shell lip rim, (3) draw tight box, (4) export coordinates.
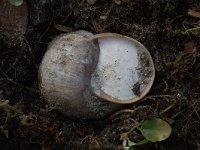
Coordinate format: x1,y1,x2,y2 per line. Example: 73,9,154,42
89,33,155,104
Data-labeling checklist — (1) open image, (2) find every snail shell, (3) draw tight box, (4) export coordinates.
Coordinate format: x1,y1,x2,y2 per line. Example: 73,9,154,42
39,31,121,119
39,31,155,119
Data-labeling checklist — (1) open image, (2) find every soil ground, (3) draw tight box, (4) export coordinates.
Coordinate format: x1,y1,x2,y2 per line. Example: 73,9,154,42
0,0,200,150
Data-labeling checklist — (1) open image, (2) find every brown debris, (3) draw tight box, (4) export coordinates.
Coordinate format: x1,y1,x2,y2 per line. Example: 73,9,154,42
188,9,200,18
0,0,28,44
113,0,122,5
86,0,97,5
54,24,73,33
184,41,196,54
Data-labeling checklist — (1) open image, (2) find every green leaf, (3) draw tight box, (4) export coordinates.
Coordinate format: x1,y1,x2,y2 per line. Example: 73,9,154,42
139,118,172,142
8,0,23,6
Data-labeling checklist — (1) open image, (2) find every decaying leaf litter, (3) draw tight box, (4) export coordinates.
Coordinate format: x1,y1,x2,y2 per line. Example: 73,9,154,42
0,0,200,149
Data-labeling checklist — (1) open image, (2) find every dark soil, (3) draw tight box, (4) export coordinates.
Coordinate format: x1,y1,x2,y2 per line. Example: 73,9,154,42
0,0,200,150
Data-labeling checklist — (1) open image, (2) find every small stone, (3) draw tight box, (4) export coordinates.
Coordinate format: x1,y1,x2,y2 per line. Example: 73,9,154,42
100,16,107,20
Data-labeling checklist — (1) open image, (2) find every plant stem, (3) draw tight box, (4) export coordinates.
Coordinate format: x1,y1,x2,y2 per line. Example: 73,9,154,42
136,139,149,145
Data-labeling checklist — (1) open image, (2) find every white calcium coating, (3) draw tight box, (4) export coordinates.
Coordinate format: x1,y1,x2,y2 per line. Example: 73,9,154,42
91,36,139,101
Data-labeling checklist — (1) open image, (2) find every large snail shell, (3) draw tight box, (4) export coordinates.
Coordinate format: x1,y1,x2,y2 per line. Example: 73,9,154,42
39,31,155,119
39,31,121,119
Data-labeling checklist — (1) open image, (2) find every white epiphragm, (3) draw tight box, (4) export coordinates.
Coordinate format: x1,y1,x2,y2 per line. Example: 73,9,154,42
91,36,139,100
